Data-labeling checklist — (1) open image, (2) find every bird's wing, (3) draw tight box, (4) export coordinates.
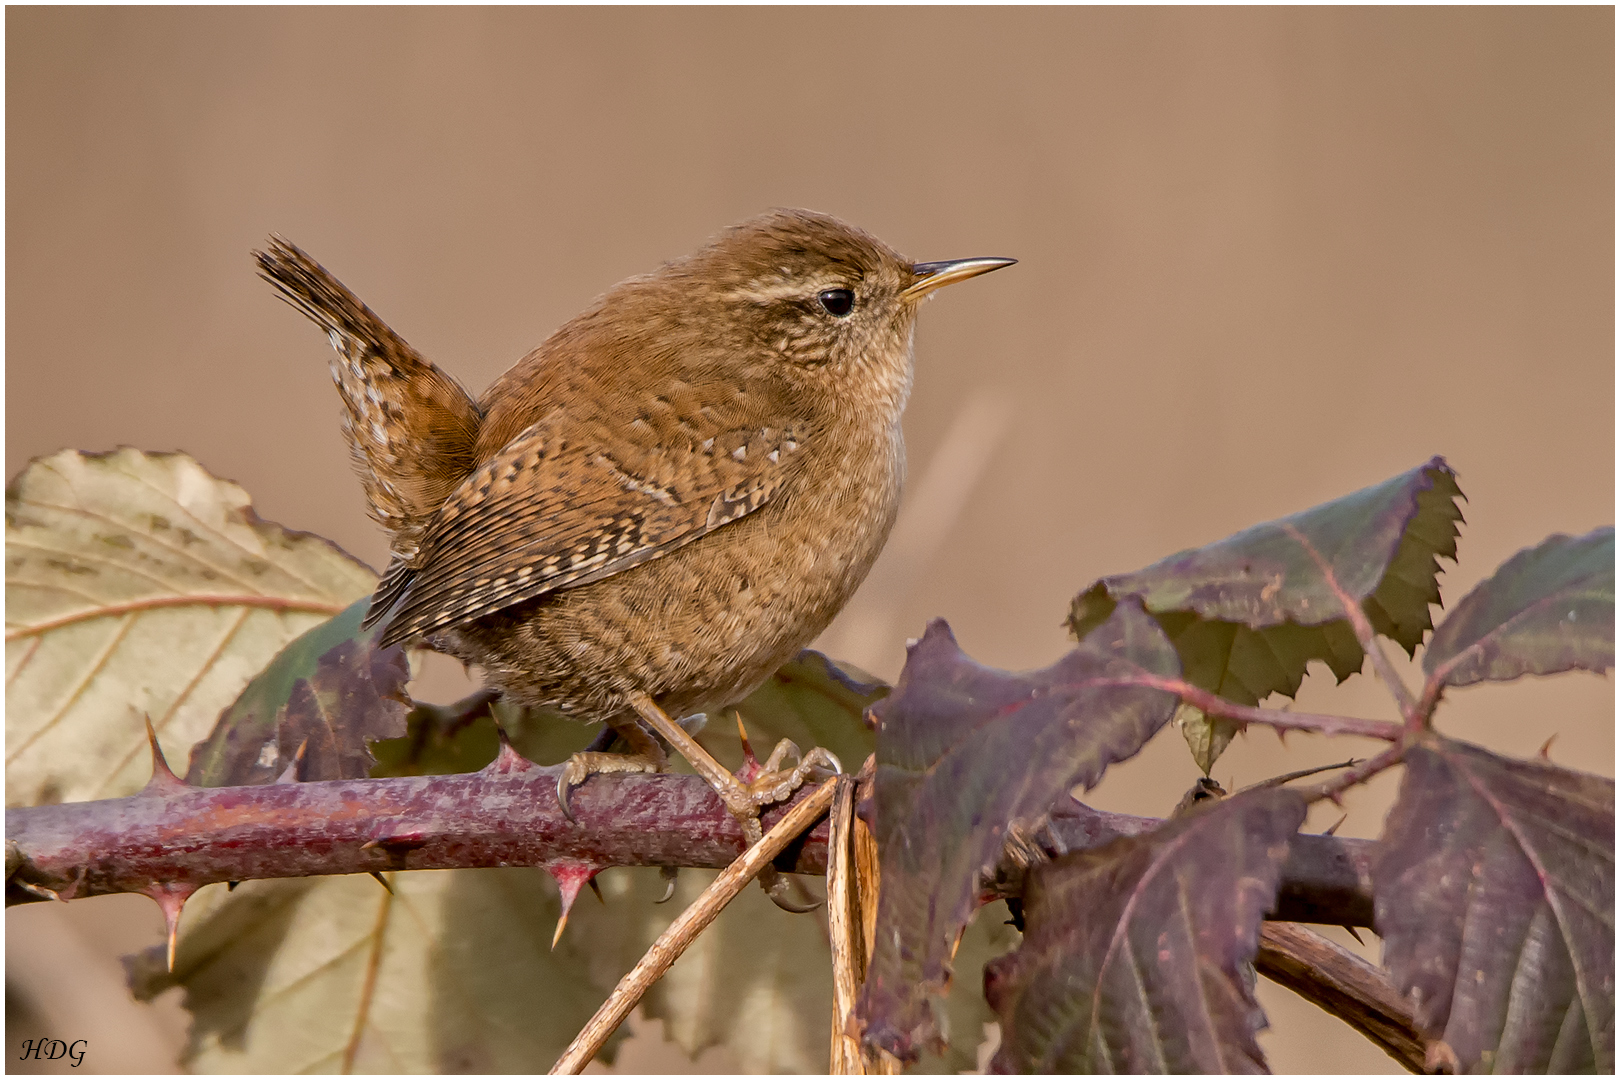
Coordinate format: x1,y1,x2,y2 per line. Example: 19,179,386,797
368,418,807,647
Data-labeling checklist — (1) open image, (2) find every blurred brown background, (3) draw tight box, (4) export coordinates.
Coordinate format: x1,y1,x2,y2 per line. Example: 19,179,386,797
6,7,1613,1074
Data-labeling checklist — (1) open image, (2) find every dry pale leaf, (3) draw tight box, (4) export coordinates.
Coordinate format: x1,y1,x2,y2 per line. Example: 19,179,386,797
129,869,632,1072
6,448,375,806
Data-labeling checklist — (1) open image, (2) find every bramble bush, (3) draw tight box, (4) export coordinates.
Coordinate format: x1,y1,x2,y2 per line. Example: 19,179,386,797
6,450,1612,1073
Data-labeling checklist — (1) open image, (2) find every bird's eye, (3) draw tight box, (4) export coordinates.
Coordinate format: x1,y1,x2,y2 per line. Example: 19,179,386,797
818,289,855,317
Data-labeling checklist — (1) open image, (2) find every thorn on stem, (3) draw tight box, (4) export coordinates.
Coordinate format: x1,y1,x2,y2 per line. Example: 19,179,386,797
142,882,197,973
1539,734,1557,760
1344,925,1366,946
483,726,535,775
544,859,603,949
551,910,570,950
360,830,426,857
274,738,309,784
140,716,186,795
735,713,762,783
368,870,394,894
1321,814,1348,837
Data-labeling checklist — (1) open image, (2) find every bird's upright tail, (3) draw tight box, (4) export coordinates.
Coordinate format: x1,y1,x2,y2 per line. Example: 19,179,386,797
255,237,484,565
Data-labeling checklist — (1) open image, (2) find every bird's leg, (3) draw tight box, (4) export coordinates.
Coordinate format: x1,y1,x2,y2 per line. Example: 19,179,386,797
626,691,839,913
556,715,667,822
625,691,769,838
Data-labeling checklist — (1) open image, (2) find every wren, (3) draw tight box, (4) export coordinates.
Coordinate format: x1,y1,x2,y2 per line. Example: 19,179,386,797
256,210,1012,894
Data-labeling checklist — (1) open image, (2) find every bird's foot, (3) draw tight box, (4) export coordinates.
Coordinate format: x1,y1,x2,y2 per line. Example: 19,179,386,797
733,724,843,913
556,720,667,821
624,691,840,912
737,726,844,812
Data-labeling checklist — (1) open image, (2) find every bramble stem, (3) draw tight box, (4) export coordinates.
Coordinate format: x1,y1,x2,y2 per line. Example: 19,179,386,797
1155,679,1401,741
6,773,1381,930
1304,740,1410,805
5,766,825,905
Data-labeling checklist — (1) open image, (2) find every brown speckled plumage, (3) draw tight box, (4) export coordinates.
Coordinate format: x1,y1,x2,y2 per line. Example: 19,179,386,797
257,210,1010,736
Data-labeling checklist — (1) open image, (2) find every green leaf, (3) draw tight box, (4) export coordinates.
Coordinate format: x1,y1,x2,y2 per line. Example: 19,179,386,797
1375,738,1614,1072
369,701,505,778
855,603,1181,1061
1423,527,1614,692
984,789,1306,1073
5,449,375,806
1069,458,1463,768
1174,702,1231,776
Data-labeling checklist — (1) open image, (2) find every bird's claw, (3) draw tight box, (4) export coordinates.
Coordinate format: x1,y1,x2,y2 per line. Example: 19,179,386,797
655,865,678,904
555,749,663,822
620,696,839,916
556,771,578,823
761,868,823,913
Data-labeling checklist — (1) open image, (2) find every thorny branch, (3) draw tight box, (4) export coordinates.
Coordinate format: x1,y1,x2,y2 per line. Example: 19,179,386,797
6,761,1379,930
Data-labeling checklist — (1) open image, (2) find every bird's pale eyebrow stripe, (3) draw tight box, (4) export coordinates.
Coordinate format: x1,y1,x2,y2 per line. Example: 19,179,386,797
720,280,847,304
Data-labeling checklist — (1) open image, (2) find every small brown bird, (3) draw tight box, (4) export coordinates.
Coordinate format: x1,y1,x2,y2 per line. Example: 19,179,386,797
257,211,1011,888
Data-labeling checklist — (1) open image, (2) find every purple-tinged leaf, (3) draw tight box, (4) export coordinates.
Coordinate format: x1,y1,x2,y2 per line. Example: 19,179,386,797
1070,459,1462,768
1375,738,1614,1072
984,788,1307,1073
1423,527,1614,692
185,597,410,786
854,602,1181,1061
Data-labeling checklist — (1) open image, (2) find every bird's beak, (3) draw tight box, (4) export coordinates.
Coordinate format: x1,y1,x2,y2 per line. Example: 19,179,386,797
902,257,1017,300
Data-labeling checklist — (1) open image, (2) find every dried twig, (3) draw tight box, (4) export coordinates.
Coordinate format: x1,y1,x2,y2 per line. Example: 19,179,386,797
828,776,864,1073
549,776,840,1074
1256,921,1425,1074
826,767,899,1074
